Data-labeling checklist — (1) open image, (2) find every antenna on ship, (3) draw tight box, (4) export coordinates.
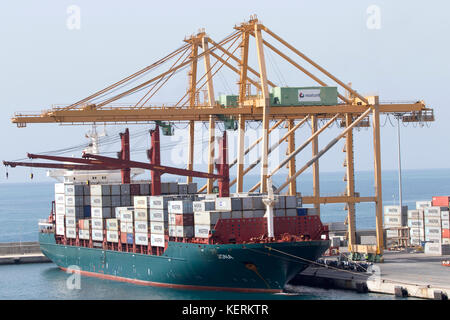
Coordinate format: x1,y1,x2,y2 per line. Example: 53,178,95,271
262,177,278,239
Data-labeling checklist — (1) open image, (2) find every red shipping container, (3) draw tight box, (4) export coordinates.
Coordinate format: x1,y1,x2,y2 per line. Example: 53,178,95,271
120,232,128,244
432,196,450,207
175,214,194,226
130,184,140,195
443,229,450,239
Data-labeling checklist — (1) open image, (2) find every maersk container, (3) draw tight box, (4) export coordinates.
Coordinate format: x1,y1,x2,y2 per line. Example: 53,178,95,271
270,86,338,106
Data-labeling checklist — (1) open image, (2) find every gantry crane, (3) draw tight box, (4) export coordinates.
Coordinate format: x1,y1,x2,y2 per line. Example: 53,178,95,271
8,15,434,257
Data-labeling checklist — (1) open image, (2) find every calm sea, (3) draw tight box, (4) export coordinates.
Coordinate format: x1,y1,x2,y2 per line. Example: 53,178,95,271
1,168,449,299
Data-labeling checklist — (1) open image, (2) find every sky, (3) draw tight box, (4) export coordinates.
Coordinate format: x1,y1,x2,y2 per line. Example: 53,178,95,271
0,0,449,183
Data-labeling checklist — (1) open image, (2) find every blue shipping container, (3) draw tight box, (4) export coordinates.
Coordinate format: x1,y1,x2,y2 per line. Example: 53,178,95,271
83,205,91,218
296,208,307,216
127,233,134,244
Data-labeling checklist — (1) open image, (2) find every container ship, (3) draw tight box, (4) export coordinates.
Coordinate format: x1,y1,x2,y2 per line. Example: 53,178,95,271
9,125,330,293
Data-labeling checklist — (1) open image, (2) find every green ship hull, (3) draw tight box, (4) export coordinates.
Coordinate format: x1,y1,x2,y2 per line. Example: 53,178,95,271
39,233,329,292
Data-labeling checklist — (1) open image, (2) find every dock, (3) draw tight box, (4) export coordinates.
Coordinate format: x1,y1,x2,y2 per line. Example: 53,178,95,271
0,242,51,265
290,250,450,299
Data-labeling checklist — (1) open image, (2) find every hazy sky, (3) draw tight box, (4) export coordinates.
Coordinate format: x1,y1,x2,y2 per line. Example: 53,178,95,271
1,1,449,183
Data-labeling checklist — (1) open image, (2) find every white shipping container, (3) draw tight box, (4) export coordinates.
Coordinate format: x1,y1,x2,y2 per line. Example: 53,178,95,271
134,208,149,221
424,207,442,217
106,219,118,231
91,207,112,219
55,203,65,215
91,218,103,230
168,213,176,225
386,229,400,238
90,184,111,196
149,209,168,222
175,225,194,237
410,238,423,246
150,221,166,234
410,228,425,238
134,196,151,208
443,220,450,229
425,217,441,227
384,216,404,227
416,201,432,209
55,183,65,194
55,194,65,204
65,195,84,207
134,220,149,233
384,205,408,216
91,229,103,241
408,219,424,228
66,227,76,239
168,200,193,214
149,196,171,209
56,224,65,236
65,216,76,228
79,229,90,240
56,214,65,226
441,211,450,220
151,234,165,247
135,233,148,245
116,207,134,222
425,226,442,236
215,197,242,211
65,206,84,217
425,243,450,256
195,224,214,238
443,238,450,245
107,230,119,243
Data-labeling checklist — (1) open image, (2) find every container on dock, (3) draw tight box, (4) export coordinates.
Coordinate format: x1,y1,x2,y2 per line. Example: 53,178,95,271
408,219,424,228
424,243,450,256
424,207,445,217
134,221,149,233
168,200,193,214
135,233,148,246
425,217,441,227
151,234,165,247
416,201,432,209
432,196,450,207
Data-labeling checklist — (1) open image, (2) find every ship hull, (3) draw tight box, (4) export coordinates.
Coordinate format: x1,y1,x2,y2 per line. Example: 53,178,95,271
39,233,329,293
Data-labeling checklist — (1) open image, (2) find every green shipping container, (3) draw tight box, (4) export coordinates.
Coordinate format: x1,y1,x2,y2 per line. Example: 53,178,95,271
271,86,338,106
218,94,239,107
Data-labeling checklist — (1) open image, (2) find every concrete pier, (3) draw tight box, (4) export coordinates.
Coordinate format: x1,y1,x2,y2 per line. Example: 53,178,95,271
290,250,450,299
0,242,50,265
